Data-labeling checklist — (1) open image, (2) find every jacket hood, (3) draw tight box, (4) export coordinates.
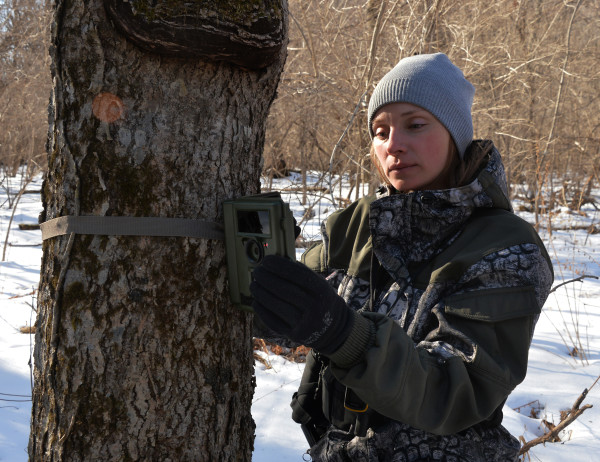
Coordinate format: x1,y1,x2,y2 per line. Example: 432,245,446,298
370,141,512,283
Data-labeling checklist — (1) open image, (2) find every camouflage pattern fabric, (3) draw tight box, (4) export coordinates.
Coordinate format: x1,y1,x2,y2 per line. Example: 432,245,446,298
310,421,520,461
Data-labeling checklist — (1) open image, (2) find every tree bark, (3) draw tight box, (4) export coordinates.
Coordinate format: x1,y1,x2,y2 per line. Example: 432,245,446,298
29,1,287,461
103,0,286,69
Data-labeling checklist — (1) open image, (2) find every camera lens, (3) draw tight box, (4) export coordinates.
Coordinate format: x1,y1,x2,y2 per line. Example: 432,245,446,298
245,238,264,263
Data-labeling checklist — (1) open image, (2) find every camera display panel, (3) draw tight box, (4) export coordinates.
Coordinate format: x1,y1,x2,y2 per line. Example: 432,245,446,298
237,210,271,235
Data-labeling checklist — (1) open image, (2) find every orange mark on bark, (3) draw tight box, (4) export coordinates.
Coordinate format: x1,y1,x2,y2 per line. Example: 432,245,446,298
92,93,125,122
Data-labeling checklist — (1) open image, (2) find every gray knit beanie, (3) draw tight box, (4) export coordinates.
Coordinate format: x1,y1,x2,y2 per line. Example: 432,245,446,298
368,53,475,158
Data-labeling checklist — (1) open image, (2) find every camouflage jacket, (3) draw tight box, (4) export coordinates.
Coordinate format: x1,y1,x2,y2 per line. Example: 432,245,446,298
298,141,554,461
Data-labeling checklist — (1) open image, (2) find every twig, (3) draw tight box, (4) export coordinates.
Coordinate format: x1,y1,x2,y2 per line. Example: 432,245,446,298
288,11,318,78
0,392,32,398
252,377,301,404
254,352,272,370
587,374,600,392
519,377,597,455
534,0,582,227
360,0,387,87
2,176,36,261
512,399,542,415
549,274,599,294
9,289,37,300
327,89,369,206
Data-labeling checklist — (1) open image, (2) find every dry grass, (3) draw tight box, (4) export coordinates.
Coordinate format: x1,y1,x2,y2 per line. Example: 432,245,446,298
19,325,35,334
253,338,311,367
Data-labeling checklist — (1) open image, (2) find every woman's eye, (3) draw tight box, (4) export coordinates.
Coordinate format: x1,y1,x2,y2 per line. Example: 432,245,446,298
408,118,429,129
374,129,388,139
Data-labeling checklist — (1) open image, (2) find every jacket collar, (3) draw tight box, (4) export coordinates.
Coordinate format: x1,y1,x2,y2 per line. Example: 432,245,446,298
369,141,511,282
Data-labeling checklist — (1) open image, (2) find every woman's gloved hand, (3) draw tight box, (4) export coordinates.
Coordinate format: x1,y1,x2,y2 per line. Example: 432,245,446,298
250,255,355,355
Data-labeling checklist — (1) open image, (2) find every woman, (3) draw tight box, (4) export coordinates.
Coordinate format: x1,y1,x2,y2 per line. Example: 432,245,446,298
250,53,554,462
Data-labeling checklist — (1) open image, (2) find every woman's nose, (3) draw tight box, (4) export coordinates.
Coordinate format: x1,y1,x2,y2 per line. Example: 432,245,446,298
386,129,407,155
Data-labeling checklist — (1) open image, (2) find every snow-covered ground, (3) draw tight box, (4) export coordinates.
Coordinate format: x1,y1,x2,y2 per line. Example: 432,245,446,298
1,170,599,461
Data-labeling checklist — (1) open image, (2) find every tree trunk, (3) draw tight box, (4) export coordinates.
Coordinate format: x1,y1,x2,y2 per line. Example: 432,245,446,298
29,1,287,461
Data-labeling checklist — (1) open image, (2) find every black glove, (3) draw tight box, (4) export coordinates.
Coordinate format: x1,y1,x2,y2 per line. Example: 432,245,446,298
250,255,355,355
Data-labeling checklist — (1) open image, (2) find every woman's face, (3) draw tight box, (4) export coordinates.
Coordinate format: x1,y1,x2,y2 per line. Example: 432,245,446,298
372,102,454,192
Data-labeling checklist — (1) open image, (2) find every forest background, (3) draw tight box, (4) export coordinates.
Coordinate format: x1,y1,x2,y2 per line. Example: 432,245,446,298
1,0,600,459
0,0,600,218
2,0,600,220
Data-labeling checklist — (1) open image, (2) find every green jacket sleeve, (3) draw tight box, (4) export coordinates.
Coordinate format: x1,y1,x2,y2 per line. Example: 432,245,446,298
328,282,543,436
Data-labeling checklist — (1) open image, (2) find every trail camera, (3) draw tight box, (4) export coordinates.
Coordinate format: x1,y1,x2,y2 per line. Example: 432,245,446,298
223,192,296,311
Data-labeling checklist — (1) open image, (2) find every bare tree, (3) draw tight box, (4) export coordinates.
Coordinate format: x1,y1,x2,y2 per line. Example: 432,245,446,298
0,0,50,173
29,1,288,460
263,0,600,219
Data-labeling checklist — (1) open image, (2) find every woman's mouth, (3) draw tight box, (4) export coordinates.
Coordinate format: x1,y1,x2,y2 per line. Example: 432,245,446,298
389,163,415,172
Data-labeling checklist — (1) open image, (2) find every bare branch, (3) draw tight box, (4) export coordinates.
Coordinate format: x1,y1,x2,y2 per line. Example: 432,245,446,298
519,384,594,456
549,274,599,294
